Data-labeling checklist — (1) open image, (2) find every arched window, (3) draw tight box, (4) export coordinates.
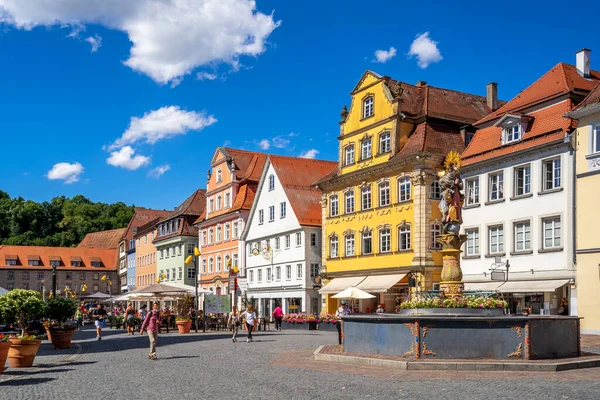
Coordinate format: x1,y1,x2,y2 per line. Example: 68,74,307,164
361,137,372,160
361,185,371,210
209,228,214,244
216,256,222,272
224,223,230,240
268,174,275,191
345,144,355,166
216,195,222,211
363,96,374,118
216,225,222,242
398,177,411,202
430,222,442,250
330,195,339,217
362,230,372,255
345,233,355,257
330,235,339,258
344,190,355,214
379,229,391,253
379,131,391,154
398,224,411,251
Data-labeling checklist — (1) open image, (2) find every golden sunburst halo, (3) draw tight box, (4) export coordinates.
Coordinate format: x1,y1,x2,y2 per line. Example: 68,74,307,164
443,151,462,170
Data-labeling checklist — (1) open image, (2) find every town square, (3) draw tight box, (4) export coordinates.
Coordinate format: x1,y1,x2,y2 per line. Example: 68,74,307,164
1,0,600,399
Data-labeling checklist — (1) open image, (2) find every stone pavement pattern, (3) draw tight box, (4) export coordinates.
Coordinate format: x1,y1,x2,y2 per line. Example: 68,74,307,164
1,328,600,399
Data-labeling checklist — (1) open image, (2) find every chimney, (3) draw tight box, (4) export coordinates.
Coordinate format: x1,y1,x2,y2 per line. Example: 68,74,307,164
576,48,591,78
486,82,498,111
415,81,427,87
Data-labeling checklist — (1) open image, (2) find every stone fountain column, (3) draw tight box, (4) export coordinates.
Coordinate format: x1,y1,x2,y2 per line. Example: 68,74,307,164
438,233,467,298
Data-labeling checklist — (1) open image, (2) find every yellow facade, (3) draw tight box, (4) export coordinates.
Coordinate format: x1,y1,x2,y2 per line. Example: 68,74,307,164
318,71,445,313
573,111,600,333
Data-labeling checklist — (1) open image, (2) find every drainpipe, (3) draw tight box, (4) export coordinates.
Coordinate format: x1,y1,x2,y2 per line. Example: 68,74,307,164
569,131,577,267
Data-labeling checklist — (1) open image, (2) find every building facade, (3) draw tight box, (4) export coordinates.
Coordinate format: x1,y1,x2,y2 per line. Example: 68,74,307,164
460,51,599,316
566,73,600,333
133,219,161,289
316,70,494,314
197,148,266,300
126,247,136,291
242,155,336,316
0,245,117,297
154,189,206,287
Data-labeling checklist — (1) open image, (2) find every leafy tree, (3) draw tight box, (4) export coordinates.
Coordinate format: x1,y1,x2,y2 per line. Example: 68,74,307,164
0,289,46,336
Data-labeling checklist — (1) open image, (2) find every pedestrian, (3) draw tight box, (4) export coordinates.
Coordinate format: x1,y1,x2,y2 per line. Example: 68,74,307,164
140,303,162,360
228,306,241,343
241,304,257,343
376,304,385,313
75,307,84,330
92,304,108,340
272,303,283,331
125,303,136,335
335,301,349,345
138,304,148,323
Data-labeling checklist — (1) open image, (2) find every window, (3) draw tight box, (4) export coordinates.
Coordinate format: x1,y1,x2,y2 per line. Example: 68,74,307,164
310,264,320,278
80,272,85,280
361,185,372,210
166,269,170,280
7,271,14,280
225,193,231,208
465,229,479,256
38,272,44,279
209,228,214,244
296,232,302,247
398,177,411,202
503,123,521,144
345,145,355,165
187,268,196,279
330,195,339,216
379,182,390,206
398,224,411,251
379,131,391,154
269,206,275,222
286,265,292,280
361,137,372,160
28,260,40,266
91,261,101,267
593,125,600,154
269,174,275,191
280,202,287,218
380,229,391,253
285,235,291,249
170,247,174,257
257,269,263,283
160,249,164,259
465,178,479,205
345,234,355,256
363,96,374,118
233,254,238,267
233,222,239,239
6,259,17,266
93,273,99,280
275,237,281,250
22,271,29,280
216,256,222,272
430,182,442,200
330,236,339,258
345,190,355,213
310,233,317,246
276,266,281,281
297,263,302,279
178,267,183,280
362,231,372,254
7,283,13,290
514,221,531,252
259,209,264,224
144,235,148,244
208,258,214,273
216,225,222,242
488,172,504,201
543,217,561,249
249,270,254,283
50,259,60,267
266,267,272,282
225,224,230,241
209,199,214,213
202,259,206,274
177,245,182,256
171,268,176,281
488,225,504,254
543,157,561,190
216,168,222,183
465,131,475,147
430,223,442,250
514,165,531,196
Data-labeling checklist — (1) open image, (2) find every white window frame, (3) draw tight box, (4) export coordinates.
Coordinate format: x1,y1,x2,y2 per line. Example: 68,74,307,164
542,216,562,250
430,181,442,200
398,224,411,251
345,190,355,214
330,236,339,258
465,177,479,205
503,123,521,144
275,237,281,250
249,270,254,283
345,145,355,165
379,229,391,253
330,195,339,217
542,157,561,191
361,137,372,160
216,195,222,211
379,131,391,154
488,171,504,201
216,225,222,242
363,96,374,118
296,232,302,247
258,209,264,225
285,235,290,249
488,225,504,255
465,228,479,256
266,267,272,282
430,222,442,250
593,125,600,155
225,192,231,208
216,168,222,183
269,206,275,222
345,233,355,256
276,266,281,281
362,231,372,255
514,220,531,252
397,177,411,202
361,185,372,210
257,269,263,283
297,263,303,279
268,174,275,191
280,202,287,219
286,265,292,281
379,182,390,207
514,164,531,197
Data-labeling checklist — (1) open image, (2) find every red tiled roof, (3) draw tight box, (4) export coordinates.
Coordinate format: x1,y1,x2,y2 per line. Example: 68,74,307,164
569,81,600,114
78,228,127,249
0,245,118,270
123,208,171,246
196,183,257,224
160,189,206,223
269,155,337,226
476,63,600,126
393,121,466,160
221,148,268,182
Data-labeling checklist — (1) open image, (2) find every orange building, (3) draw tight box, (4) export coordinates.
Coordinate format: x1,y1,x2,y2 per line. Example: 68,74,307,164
133,218,161,289
196,148,267,297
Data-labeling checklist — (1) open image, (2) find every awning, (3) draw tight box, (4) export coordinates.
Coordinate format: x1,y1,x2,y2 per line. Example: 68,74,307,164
356,274,406,293
4,255,17,260
70,256,82,262
497,280,569,293
464,282,501,291
49,255,61,261
319,276,366,294
27,255,40,261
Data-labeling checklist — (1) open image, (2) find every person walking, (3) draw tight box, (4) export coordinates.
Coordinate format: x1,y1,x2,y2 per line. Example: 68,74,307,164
227,306,241,343
241,305,257,343
335,301,349,345
125,303,136,335
92,304,108,340
138,304,148,323
272,304,283,331
140,303,162,360
75,307,84,330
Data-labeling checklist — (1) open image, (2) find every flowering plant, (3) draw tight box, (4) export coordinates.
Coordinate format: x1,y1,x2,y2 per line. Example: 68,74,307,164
399,296,507,309
318,312,338,323
9,333,40,341
43,320,76,331
306,314,317,322
0,333,9,342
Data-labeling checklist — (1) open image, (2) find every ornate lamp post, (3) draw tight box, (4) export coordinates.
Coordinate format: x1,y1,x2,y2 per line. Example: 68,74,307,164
52,264,57,298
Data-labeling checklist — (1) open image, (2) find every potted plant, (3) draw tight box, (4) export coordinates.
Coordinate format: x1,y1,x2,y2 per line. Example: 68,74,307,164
0,289,45,368
45,297,78,349
0,334,10,374
175,295,194,334
307,314,317,331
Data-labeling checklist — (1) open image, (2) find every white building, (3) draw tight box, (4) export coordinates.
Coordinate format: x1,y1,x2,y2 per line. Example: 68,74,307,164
241,155,336,317
460,51,599,316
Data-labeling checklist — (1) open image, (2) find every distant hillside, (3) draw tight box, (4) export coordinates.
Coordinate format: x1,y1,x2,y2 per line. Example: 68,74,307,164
0,191,135,247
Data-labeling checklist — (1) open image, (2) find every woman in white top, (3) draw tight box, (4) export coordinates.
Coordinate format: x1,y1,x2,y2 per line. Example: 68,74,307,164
241,304,257,342
227,305,241,343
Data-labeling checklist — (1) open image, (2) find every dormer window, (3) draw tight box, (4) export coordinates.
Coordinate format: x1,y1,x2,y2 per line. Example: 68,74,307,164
504,124,521,144
363,96,374,119
496,115,528,145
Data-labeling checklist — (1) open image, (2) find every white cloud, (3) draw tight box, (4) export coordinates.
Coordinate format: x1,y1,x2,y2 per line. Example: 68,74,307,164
271,135,290,148
108,106,217,150
148,164,170,178
299,149,319,159
197,72,217,81
258,139,270,150
84,34,102,52
407,32,442,69
106,146,150,170
0,0,281,85
374,47,397,63
47,162,84,184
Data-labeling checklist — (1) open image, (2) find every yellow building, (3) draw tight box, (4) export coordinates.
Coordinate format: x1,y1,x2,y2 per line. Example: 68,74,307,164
315,70,496,313
566,80,600,333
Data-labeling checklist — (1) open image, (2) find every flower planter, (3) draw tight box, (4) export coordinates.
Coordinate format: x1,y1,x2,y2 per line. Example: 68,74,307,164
308,321,317,331
283,322,306,330
0,342,11,373
317,322,338,332
176,320,192,334
48,329,75,349
8,339,42,368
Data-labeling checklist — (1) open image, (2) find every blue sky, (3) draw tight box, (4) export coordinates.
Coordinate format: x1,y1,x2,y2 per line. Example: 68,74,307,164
1,0,599,210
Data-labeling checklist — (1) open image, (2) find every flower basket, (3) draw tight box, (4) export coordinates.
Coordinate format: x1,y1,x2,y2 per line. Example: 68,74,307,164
8,338,42,368
0,340,11,373
176,320,192,334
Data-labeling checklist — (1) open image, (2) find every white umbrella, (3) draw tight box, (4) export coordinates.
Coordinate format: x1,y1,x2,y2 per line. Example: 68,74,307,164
332,287,376,300
0,287,8,295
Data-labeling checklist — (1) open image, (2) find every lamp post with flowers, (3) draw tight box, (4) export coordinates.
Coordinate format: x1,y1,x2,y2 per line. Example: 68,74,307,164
185,247,202,333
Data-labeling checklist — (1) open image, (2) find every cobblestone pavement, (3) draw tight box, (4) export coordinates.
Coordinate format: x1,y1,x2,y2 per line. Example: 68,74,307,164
2,327,600,399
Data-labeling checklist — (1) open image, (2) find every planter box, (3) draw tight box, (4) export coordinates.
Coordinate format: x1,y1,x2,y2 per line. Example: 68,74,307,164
395,308,505,317
0,342,11,373
317,322,338,332
282,322,307,330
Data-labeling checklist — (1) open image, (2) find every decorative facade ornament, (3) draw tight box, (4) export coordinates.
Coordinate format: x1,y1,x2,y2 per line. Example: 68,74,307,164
342,229,355,236
393,83,404,98
340,105,349,121
377,223,391,231
360,225,372,233
410,171,426,186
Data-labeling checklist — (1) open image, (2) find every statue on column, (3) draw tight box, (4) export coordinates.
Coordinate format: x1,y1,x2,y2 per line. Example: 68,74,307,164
438,151,464,234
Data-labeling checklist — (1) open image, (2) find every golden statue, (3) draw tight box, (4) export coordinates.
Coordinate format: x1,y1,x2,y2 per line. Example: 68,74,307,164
437,151,464,234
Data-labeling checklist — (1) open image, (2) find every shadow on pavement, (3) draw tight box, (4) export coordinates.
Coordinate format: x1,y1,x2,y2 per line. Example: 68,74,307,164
157,355,201,360
1,368,73,376
36,361,97,368
0,377,56,386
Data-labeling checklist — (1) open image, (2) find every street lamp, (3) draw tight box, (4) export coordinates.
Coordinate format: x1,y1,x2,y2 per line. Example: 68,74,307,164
185,247,202,333
52,264,57,298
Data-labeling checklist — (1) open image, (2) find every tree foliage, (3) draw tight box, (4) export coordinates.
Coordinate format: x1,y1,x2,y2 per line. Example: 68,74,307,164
0,191,134,247
0,289,45,336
